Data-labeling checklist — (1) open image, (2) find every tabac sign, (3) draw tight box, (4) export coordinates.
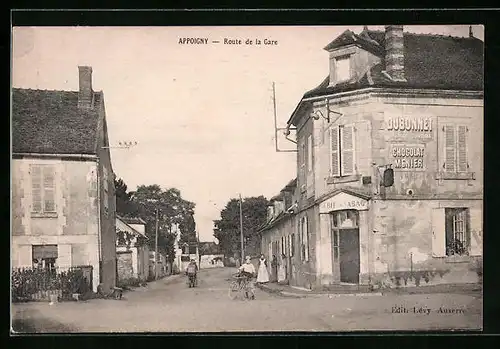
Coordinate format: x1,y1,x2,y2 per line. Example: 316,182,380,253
319,192,369,213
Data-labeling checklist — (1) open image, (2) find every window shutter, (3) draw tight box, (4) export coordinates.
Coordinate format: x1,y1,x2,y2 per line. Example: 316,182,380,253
300,141,306,190
307,135,313,172
330,127,340,176
443,125,456,172
457,125,468,173
469,208,482,256
31,165,42,213
43,166,56,212
431,208,446,257
304,216,309,262
340,125,355,176
103,167,109,191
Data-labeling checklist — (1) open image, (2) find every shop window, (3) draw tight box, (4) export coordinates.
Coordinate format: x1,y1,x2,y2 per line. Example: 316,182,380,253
329,125,356,177
331,210,359,229
445,208,469,256
32,244,58,273
332,230,339,262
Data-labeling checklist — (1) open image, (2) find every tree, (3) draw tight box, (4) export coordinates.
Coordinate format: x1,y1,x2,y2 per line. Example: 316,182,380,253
114,177,138,217
213,196,269,259
129,185,196,264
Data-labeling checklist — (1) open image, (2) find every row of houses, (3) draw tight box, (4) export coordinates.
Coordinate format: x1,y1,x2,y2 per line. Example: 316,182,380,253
259,26,483,290
11,66,175,294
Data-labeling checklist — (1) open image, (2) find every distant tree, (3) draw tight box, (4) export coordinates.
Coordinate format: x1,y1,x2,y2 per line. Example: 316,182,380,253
130,185,196,264
213,196,269,259
114,178,138,217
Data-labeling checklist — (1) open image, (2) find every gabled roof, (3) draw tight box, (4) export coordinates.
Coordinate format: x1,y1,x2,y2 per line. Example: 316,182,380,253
316,186,372,203
258,210,289,233
116,215,147,238
303,29,483,101
323,29,383,56
120,216,147,225
12,88,103,155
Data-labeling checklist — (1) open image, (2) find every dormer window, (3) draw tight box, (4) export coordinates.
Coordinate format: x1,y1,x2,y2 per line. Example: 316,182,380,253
335,55,351,82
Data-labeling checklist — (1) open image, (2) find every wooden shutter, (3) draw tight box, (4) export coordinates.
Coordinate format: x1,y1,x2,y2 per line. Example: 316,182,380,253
300,141,306,191
43,166,55,212
31,165,42,213
340,125,355,176
431,208,446,257
457,125,468,173
443,125,456,172
330,127,340,176
469,207,482,256
304,216,309,262
103,167,109,211
307,135,313,172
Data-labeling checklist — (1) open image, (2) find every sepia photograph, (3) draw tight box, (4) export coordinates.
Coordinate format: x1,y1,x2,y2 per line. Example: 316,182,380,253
10,22,483,333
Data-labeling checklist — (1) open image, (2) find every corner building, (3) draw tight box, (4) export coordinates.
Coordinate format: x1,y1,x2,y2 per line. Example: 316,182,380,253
262,26,483,290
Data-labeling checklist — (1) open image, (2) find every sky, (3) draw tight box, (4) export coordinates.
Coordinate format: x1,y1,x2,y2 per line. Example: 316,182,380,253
12,25,484,242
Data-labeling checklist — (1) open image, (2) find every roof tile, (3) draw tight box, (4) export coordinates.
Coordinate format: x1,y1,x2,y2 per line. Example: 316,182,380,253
304,30,483,99
12,88,102,154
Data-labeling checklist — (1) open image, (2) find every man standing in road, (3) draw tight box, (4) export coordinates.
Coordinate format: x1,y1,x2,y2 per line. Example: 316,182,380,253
186,259,198,287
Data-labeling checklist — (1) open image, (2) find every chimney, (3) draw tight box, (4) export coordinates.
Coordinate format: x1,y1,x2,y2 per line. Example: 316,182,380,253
384,25,406,81
469,26,474,38
78,66,94,109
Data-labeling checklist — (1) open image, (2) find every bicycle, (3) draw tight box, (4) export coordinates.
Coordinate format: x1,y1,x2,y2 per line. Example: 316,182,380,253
186,273,197,288
228,274,255,300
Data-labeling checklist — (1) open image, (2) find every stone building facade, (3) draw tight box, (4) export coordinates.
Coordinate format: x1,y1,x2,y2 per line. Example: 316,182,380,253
12,66,117,292
260,26,483,290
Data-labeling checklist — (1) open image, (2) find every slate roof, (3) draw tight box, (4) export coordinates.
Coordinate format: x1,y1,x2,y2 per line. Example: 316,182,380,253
12,88,103,155
304,29,484,99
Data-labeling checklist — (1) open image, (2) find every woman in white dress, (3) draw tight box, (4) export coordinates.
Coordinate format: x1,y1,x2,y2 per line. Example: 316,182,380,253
256,254,270,284
277,253,287,283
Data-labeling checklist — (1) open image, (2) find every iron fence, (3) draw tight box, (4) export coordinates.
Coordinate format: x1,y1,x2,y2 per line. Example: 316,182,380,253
11,265,93,302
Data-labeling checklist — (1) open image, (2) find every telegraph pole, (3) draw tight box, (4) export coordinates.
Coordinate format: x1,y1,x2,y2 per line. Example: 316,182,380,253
155,207,159,280
239,194,244,263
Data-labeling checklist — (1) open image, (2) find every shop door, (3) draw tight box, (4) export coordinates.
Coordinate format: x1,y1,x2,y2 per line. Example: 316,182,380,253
339,228,360,284
330,210,360,284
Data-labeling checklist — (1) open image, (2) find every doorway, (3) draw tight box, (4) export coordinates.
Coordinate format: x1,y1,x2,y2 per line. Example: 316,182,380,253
330,210,360,284
339,229,360,283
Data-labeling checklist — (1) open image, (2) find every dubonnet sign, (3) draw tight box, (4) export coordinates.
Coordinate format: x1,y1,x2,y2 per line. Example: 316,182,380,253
319,192,369,213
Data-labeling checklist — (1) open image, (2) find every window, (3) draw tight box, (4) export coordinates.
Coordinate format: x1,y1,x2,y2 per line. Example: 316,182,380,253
432,207,482,257
445,208,469,256
335,56,351,82
307,135,313,172
329,124,356,177
443,125,469,173
300,216,309,262
32,245,58,272
332,229,339,262
103,167,109,214
290,234,295,257
31,165,56,214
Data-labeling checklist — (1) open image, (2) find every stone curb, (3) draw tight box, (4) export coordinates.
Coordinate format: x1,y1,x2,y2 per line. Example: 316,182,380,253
257,284,383,298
